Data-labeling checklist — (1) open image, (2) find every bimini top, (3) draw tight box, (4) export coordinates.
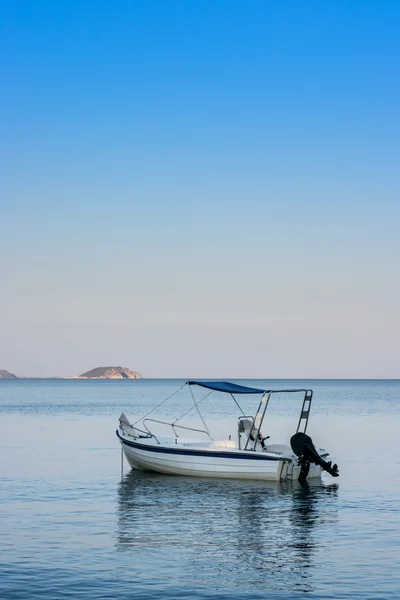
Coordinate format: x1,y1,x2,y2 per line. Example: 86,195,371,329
187,380,267,395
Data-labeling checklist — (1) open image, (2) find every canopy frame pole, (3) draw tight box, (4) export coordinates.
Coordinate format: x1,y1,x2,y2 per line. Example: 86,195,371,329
244,392,271,450
172,390,214,425
296,390,313,433
189,385,213,440
229,393,246,416
133,382,187,425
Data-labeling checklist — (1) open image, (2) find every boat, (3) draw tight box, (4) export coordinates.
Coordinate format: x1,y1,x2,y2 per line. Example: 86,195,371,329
116,380,339,481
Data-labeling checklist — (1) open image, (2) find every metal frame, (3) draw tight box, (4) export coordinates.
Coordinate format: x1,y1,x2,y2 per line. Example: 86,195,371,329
133,386,313,450
244,392,271,450
127,424,152,438
295,390,313,433
241,388,312,451
143,418,211,445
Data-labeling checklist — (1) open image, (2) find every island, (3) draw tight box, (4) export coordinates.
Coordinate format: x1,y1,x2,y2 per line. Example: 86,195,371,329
0,370,18,379
78,366,142,379
0,366,142,379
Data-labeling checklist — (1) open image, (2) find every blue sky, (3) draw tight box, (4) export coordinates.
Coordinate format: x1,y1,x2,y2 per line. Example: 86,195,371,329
1,1,399,377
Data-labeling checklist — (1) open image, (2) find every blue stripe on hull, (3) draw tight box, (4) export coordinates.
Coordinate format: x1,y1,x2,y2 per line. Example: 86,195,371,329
116,430,281,462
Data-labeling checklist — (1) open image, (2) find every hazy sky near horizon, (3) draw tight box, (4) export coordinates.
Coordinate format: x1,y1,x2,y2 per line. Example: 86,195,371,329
1,1,400,378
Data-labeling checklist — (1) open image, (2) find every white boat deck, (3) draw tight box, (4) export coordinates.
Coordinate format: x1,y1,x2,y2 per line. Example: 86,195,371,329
119,430,293,459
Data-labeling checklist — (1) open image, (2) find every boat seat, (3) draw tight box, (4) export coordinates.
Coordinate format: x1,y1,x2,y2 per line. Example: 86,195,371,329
238,417,268,449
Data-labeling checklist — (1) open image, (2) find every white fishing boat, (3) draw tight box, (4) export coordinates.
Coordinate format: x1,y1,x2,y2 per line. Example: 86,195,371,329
116,380,339,481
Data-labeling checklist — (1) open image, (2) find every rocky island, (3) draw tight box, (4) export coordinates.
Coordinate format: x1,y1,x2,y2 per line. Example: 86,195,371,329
0,367,142,379
78,366,142,379
0,370,18,379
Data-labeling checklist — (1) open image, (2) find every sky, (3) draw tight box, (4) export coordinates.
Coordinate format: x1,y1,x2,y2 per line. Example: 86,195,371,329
1,0,399,378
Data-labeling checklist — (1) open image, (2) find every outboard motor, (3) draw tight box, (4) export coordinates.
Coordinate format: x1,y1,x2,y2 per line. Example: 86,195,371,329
290,432,339,480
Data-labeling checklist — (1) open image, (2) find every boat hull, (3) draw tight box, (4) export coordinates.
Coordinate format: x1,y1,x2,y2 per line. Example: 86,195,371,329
117,432,324,481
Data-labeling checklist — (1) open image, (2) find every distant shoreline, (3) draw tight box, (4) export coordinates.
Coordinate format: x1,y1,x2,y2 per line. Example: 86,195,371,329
0,366,142,380
1,377,399,381
2,376,145,381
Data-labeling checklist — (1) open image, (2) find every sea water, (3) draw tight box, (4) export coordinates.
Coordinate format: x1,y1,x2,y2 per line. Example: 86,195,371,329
0,379,399,599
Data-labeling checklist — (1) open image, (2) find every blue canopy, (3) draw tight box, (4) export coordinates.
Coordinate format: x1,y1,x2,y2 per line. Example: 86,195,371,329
187,381,266,395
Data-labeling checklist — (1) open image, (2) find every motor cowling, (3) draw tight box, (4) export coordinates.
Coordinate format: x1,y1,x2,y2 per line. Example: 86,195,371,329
290,432,339,478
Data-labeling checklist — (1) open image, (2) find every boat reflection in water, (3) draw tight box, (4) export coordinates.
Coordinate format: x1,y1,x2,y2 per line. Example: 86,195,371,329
116,471,338,594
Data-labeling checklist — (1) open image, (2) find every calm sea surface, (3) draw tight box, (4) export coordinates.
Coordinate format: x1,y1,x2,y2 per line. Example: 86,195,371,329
1,379,399,599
